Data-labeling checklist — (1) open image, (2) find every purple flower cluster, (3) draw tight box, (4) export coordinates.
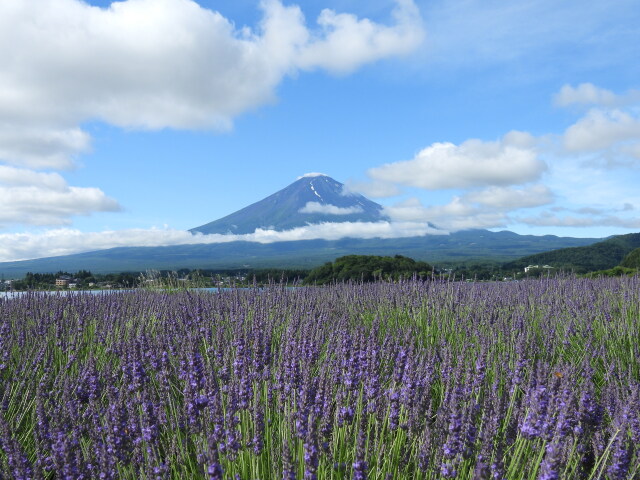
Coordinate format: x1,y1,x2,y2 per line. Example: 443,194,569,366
0,275,639,478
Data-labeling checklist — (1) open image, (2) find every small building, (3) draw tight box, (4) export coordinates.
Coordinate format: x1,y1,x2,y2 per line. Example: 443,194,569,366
55,278,69,287
524,265,554,273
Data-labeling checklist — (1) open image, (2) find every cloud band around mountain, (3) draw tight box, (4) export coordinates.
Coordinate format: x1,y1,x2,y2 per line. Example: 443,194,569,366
0,221,444,263
298,202,364,215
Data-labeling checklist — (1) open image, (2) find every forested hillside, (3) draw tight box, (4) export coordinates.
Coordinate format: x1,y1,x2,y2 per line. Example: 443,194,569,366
620,247,640,268
304,255,433,284
505,233,640,273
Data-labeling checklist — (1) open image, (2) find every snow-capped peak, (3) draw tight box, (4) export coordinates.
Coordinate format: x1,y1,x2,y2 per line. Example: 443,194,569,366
297,172,327,179
192,173,386,234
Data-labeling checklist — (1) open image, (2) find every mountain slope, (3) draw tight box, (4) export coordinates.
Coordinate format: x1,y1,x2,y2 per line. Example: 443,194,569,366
620,247,640,268
0,173,611,276
0,230,599,276
191,174,385,234
505,233,640,272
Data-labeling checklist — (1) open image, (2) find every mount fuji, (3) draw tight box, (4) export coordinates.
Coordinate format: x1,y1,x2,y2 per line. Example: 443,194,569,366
0,174,601,275
191,173,387,235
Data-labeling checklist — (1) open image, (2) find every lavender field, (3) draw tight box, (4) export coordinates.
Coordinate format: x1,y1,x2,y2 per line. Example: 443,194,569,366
1,277,639,479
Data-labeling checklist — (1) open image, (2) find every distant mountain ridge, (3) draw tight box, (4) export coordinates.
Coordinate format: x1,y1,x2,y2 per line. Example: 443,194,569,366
0,173,616,276
191,174,386,235
504,233,640,273
0,230,599,276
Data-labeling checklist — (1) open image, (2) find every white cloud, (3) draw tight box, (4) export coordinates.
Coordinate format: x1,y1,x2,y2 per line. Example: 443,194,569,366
402,204,508,230
514,212,640,229
432,213,509,231
554,83,640,167
0,165,120,227
382,185,553,231
464,184,554,209
383,197,437,222
367,131,545,190
0,221,445,262
563,109,640,152
296,0,424,74
554,83,640,108
383,196,502,230
353,84,639,236
299,201,363,215
0,0,423,169
620,142,640,160
0,166,68,190
0,127,91,170
298,172,328,179
246,220,442,242
554,83,618,107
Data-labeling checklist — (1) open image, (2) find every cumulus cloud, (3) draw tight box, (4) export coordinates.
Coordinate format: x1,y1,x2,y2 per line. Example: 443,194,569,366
352,84,639,236
384,197,479,224
464,185,554,209
554,83,640,108
383,197,437,222
385,198,508,231
0,0,423,169
382,185,553,231
554,83,640,169
0,0,424,232
0,127,91,170
0,221,444,262
367,131,545,190
554,83,618,107
0,166,68,190
431,213,509,231
563,109,640,152
299,202,363,215
0,166,120,227
296,0,424,73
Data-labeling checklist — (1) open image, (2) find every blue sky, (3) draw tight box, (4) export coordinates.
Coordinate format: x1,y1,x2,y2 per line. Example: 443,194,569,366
1,0,639,261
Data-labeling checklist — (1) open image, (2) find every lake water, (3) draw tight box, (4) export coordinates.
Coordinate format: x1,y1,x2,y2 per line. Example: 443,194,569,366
0,287,267,298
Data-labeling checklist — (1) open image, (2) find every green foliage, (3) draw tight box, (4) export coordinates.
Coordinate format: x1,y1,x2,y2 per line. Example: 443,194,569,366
249,269,308,284
442,260,507,280
304,254,433,284
5,267,311,291
505,232,640,273
586,266,638,278
620,247,640,268
14,271,73,289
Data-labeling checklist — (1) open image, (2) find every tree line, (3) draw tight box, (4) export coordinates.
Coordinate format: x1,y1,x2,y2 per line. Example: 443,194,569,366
304,255,435,285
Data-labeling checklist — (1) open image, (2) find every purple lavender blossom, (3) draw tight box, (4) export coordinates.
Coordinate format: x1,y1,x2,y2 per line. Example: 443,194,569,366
537,442,563,480
607,434,633,479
